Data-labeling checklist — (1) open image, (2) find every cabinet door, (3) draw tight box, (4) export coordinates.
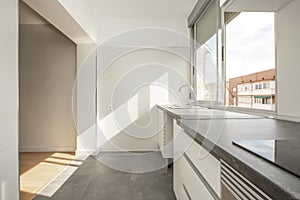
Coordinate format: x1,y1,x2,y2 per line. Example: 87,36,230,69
176,156,215,200
174,156,194,200
173,123,194,159
185,141,221,197
174,157,183,200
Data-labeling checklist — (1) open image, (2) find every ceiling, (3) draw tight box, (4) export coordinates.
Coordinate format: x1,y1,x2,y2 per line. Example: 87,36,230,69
224,0,293,12
59,0,198,19
22,0,199,44
19,1,48,24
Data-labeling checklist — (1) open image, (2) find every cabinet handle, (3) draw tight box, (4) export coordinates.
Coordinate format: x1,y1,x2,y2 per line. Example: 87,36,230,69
183,153,220,200
182,183,192,200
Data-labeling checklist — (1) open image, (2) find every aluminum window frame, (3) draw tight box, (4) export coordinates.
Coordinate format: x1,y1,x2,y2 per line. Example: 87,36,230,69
191,0,277,117
192,0,224,107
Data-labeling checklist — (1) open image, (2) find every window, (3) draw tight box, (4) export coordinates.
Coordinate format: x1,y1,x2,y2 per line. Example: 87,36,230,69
194,0,222,103
238,85,242,92
225,12,276,111
264,82,271,89
263,83,267,89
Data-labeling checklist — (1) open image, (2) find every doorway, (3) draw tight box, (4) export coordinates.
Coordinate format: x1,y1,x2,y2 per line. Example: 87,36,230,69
19,2,77,199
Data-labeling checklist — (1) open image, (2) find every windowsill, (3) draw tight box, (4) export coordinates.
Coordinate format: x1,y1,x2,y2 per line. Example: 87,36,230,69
221,106,276,117
194,100,276,117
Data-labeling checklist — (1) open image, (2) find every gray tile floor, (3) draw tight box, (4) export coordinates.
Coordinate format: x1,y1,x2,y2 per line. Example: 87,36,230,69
33,152,176,200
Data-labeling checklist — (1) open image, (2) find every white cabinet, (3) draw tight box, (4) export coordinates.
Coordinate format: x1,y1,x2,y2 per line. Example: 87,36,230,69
158,111,174,158
174,154,217,200
185,141,221,197
173,123,221,200
173,123,272,200
174,157,184,199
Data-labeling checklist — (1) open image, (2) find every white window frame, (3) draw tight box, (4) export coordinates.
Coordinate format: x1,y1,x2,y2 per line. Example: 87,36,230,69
191,0,277,117
192,0,224,107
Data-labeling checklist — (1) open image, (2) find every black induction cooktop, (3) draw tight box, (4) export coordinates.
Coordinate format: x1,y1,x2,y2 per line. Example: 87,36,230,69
233,139,300,178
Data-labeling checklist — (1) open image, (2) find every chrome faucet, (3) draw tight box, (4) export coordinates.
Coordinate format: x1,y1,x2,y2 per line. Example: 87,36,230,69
178,84,196,105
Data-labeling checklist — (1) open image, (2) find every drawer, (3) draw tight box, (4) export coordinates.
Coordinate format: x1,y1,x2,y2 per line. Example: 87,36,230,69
180,155,215,200
185,141,221,197
174,158,184,200
173,125,195,159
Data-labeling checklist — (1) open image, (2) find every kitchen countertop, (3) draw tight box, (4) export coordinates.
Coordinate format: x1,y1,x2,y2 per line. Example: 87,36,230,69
157,104,266,119
158,105,300,199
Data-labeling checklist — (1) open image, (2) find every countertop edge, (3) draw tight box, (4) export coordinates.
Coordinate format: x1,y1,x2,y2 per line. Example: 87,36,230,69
178,120,300,200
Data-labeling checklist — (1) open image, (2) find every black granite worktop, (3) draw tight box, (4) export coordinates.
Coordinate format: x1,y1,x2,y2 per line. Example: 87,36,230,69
157,105,300,199
178,118,300,199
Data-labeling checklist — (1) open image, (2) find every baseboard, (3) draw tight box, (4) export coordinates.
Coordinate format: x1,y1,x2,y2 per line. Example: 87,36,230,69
75,149,96,156
99,144,160,153
98,150,162,155
19,146,75,152
276,114,300,123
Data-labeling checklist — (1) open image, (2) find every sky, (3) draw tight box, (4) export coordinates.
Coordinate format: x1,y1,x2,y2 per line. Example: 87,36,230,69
226,12,275,80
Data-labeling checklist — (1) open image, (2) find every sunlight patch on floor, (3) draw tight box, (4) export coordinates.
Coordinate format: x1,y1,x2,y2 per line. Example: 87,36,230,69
20,152,77,200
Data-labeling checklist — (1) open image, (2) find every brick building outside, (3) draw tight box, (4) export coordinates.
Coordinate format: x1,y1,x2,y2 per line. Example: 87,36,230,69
227,69,276,111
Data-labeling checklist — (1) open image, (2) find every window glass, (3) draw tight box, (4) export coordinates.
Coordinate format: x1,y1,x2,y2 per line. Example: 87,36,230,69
225,12,276,111
194,0,219,101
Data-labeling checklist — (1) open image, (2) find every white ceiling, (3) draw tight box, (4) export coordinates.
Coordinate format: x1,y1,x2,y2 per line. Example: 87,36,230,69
22,0,96,43
22,0,199,44
59,0,198,19
225,0,293,12
19,1,48,24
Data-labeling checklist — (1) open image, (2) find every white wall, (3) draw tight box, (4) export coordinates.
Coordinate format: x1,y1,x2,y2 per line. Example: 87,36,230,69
19,15,77,152
25,0,194,152
74,19,192,153
0,0,19,199
95,19,189,44
97,48,190,151
76,43,98,155
55,1,194,152
276,0,300,120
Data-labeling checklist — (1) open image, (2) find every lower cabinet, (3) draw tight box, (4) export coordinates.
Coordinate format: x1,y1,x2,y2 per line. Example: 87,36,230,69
174,155,217,200
173,124,221,200
173,125,272,200
173,125,221,200
158,110,174,158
